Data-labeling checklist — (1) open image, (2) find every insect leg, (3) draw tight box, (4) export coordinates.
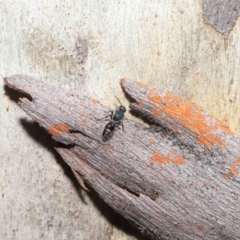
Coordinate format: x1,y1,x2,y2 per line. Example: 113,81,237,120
120,121,124,132
115,121,124,132
96,111,113,121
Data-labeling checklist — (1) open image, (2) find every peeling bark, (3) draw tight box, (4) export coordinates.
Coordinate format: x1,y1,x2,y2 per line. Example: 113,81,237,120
4,75,240,240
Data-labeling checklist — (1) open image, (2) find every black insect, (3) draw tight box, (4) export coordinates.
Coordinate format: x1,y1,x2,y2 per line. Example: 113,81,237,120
101,97,126,141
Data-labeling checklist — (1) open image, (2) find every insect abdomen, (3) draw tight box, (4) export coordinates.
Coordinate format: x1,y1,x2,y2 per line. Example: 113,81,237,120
102,121,115,140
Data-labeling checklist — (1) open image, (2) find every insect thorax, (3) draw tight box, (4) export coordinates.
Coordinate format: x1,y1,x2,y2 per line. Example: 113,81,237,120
113,110,124,121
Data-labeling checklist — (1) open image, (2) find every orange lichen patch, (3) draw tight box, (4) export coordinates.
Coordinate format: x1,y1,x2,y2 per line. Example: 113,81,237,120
148,89,232,148
171,125,178,132
65,92,71,97
137,100,145,110
120,78,127,85
151,150,169,164
163,116,169,121
152,107,162,119
48,123,69,136
148,88,162,104
150,150,186,165
197,225,205,231
170,151,186,165
136,81,148,88
235,158,240,165
149,138,155,144
229,164,238,176
101,144,113,152
83,116,88,122
221,173,228,179
115,131,121,137
91,98,97,104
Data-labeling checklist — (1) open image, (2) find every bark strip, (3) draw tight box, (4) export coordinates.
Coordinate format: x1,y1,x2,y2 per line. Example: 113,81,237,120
4,75,240,240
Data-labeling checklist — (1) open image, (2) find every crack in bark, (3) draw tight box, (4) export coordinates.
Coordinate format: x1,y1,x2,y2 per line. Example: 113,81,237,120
69,128,111,146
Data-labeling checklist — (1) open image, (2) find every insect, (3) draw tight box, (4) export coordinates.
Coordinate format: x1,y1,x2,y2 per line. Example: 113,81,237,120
101,97,126,141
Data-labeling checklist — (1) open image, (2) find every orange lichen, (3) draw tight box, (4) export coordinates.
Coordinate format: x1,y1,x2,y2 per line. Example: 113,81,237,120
148,88,163,104
136,81,148,88
197,225,205,231
150,150,186,165
235,158,240,165
120,78,127,85
48,123,69,136
91,98,97,104
221,173,228,179
83,116,88,122
149,138,155,144
163,116,169,121
147,89,232,148
137,100,145,110
170,151,186,165
229,164,238,176
171,125,178,132
151,150,169,164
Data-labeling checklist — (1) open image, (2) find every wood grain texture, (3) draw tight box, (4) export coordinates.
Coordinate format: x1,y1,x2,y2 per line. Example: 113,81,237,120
5,75,240,240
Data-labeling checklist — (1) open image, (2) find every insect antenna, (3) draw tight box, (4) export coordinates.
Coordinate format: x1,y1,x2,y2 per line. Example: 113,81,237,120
115,96,123,106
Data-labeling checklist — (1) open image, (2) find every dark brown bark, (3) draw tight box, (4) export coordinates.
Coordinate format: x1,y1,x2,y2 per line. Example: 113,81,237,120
4,75,240,240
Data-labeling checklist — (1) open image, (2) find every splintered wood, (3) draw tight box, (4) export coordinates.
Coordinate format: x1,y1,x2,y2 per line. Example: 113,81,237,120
4,75,240,240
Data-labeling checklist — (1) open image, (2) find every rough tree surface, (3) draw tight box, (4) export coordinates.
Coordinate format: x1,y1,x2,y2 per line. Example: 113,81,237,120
4,75,240,240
